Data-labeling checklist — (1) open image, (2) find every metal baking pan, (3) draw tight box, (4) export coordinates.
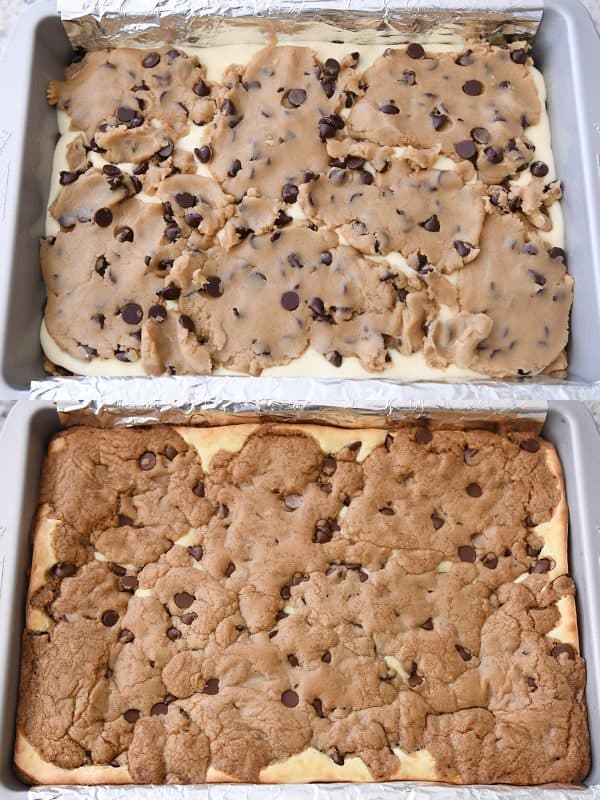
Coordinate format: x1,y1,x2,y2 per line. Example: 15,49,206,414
0,0,600,396
0,399,599,798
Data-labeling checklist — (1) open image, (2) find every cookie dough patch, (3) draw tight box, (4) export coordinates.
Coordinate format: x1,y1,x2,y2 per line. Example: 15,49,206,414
425,212,573,376
347,43,540,184
300,159,485,270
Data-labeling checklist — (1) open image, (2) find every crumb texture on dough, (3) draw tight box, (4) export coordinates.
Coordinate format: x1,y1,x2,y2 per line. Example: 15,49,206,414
17,424,588,785
42,41,570,379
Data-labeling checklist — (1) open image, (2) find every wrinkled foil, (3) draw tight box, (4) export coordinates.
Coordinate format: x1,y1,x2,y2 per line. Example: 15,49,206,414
29,376,587,429
27,783,600,799
58,0,542,51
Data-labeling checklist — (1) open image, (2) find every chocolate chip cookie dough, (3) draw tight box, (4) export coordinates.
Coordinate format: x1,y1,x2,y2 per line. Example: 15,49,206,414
16,423,588,785
42,39,571,379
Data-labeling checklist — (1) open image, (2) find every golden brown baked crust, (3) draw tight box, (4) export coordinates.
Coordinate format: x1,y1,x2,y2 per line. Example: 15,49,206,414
16,423,589,785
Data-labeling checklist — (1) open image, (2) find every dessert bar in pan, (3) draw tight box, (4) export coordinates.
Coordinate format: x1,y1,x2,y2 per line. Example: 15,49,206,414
41,37,570,380
16,423,588,785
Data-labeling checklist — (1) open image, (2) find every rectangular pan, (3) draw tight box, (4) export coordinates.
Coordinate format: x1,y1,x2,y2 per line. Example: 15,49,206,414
0,0,600,395
0,399,599,797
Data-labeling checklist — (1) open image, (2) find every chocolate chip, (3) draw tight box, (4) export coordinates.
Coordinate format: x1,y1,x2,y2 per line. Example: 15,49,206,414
124,709,140,723
532,557,552,574
458,545,476,563
359,170,373,185
165,223,181,241
203,276,223,297
181,612,197,625
101,610,119,627
137,451,155,471
120,303,142,325
384,433,394,451
456,645,472,661
116,105,136,123
331,749,345,766
549,246,566,262
482,553,498,569
520,438,540,453
52,561,77,580
320,251,333,265
455,50,473,66
407,43,425,59
175,191,196,208
59,170,78,185
527,676,537,690
281,291,300,311
471,127,490,144
348,441,362,452
204,678,219,694
151,702,168,716
379,102,399,115
526,543,542,558
431,513,444,530
510,48,528,64
184,212,202,229
530,160,549,177
275,210,293,227
286,88,307,107
321,650,332,664
320,78,336,98
224,562,236,578
311,698,324,717
318,118,337,140
160,283,181,301
326,350,343,367
454,240,471,258
228,159,242,177
157,139,174,159
119,576,138,592
163,445,177,461
186,545,203,564
379,507,395,516
281,689,299,708
415,429,432,444
192,481,205,497
282,183,299,203
466,482,482,498
421,618,434,630
324,58,340,76
430,112,449,131
455,140,477,160
308,297,325,316
346,156,365,170
115,225,134,243
284,494,302,510
485,147,503,164
462,79,483,96
551,644,575,659
195,145,212,163
110,563,127,577
193,79,210,97
148,304,167,323
179,314,195,333
322,457,337,477
142,52,160,68
174,591,194,609
408,669,423,688
119,629,134,643
94,207,113,227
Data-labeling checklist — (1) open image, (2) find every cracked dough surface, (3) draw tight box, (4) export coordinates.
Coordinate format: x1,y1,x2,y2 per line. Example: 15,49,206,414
16,423,588,785
42,40,571,378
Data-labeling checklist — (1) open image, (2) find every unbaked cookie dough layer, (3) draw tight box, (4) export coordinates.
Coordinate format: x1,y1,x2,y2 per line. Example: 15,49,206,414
41,39,572,379
16,423,588,785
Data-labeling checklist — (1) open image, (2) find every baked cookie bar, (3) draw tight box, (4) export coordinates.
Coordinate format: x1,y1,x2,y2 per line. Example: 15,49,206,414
16,423,588,784
41,39,571,379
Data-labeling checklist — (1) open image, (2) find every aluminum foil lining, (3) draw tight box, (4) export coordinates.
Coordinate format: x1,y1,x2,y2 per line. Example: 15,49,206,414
27,783,600,799
57,0,542,52
29,375,577,430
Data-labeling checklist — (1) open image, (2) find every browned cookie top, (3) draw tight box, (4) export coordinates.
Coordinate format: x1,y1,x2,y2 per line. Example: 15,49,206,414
19,425,588,785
